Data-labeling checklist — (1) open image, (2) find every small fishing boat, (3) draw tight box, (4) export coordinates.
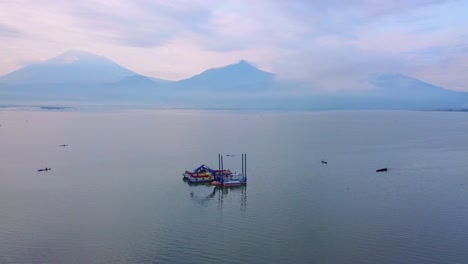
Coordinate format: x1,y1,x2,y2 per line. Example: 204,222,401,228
38,168,51,172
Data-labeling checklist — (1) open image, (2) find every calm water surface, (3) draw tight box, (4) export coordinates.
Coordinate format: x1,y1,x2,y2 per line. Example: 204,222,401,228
1,109,468,263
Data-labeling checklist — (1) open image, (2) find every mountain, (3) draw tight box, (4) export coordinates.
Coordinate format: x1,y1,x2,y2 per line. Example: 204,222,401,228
176,60,274,91
370,74,468,102
370,74,462,99
347,73,468,109
1,50,468,110
149,77,173,84
0,50,136,84
117,74,155,88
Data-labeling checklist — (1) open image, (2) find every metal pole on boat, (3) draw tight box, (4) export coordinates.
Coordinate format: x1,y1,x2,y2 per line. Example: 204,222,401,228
245,154,247,180
218,153,220,171
241,154,244,175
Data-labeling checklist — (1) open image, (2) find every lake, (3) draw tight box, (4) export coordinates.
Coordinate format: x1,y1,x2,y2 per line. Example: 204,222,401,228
1,109,468,263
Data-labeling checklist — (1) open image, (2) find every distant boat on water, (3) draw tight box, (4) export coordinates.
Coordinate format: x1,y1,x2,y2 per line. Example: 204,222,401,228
38,168,51,172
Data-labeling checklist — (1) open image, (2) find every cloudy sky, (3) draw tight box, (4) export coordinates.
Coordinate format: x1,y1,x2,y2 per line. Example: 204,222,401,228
0,0,467,91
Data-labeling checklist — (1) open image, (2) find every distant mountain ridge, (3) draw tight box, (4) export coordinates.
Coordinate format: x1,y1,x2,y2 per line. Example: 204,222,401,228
176,60,274,91
367,73,468,108
371,74,458,97
1,50,468,110
0,50,137,84
116,74,155,89
0,51,274,91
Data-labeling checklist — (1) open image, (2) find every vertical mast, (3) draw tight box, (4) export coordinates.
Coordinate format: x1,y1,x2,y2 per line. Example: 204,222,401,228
241,154,244,175
245,154,247,180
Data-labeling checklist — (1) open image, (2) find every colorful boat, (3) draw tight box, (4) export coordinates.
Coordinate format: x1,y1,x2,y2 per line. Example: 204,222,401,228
183,154,248,185
183,164,216,183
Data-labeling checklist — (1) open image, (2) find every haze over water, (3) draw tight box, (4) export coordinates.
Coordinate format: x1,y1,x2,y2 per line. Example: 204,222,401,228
1,109,468,263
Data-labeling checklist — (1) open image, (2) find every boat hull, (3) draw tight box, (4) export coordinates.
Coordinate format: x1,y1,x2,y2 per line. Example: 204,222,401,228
223,180,243,187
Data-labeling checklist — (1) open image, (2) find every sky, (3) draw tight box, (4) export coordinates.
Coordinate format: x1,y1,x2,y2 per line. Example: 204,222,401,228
0,0,467,91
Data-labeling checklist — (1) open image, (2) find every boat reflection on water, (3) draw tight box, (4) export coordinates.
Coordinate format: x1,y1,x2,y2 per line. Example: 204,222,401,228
182,177,247,210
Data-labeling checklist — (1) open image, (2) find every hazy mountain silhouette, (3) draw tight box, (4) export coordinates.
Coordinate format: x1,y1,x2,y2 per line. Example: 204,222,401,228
0,50,136,84
176,60,274,91
370,74,461,98
149,77,173,84
117,74,155,88
1,50,468,110
364,73,468,108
